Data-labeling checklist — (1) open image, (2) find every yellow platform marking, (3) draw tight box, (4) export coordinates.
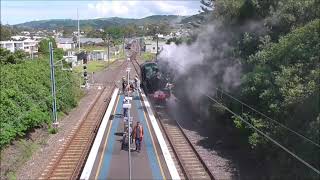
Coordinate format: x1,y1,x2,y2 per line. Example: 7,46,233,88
140,97,166,180
95,95,120,180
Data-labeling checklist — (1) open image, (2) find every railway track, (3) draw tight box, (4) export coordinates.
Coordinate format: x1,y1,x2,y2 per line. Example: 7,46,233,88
39,60,127,180
155,108,214,180
130,57,214,179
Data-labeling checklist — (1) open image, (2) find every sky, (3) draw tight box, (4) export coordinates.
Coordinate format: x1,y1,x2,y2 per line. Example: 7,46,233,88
1,0,202,25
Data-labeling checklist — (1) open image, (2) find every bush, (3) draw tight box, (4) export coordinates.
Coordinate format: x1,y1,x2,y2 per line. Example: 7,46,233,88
0,51,81,149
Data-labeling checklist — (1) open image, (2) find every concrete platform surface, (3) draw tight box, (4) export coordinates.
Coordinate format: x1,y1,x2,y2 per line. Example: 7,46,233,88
91,93,171,180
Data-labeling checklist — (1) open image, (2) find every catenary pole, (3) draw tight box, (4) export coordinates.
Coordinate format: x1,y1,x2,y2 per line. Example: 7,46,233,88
156,34,158,61
107,33,110,63
123,36,125,55
49,42,58,128
77,8,80,53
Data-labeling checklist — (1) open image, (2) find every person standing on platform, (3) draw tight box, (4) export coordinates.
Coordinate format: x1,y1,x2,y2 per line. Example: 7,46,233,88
122,76,127,93
132,121,144,152
134,75,141,92
123,98,129,117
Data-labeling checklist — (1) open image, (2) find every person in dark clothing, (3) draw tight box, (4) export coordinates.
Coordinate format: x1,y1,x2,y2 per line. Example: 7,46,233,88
122,76,127,93
132,121,144,152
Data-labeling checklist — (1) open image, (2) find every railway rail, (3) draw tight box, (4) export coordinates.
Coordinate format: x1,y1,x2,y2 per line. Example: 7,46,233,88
39,60,127,180
131,57,215,179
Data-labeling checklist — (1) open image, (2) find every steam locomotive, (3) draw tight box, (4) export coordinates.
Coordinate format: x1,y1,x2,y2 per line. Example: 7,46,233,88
140,62,172,102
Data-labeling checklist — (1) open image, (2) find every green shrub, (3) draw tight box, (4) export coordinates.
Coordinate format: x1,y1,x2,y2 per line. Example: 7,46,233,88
0,52,81,149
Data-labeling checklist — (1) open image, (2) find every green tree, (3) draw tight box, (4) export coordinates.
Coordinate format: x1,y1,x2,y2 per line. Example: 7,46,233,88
104,26,124,39
0,53,81,149
38,37,59,54
239,19,320,178
0,48,27,65
0,24,15,41
86,30,104,38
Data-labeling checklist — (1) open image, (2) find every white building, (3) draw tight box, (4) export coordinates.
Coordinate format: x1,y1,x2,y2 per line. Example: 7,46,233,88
23,39,38,54
145,40,166,54
56,38,75,50
11,35,29,40
0,39,38,54
63,55,78,67
21,31,30,36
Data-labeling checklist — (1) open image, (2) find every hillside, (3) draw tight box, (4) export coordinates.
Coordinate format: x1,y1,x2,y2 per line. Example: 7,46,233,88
14,15,188,30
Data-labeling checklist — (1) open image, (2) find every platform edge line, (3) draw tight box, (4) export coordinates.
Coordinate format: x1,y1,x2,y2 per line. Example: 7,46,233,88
80,88,119,180
140,91,181,180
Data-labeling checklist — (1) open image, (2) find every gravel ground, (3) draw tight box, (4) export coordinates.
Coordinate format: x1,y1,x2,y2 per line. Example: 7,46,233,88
16,88,101,179
165,98,240,180
165,97,264,180
0,60,126,180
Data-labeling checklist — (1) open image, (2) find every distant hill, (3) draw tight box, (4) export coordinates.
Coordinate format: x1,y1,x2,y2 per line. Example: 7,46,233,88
14,15,189,30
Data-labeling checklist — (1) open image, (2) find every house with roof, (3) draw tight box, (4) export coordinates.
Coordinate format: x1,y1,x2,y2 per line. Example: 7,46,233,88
56,38,75,50
80,38,104,46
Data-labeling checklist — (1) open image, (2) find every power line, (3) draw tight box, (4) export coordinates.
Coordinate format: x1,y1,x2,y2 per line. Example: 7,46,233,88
170,60,320,148
205,94,320,175
167,60,320,173
6,76,73,127
215,87,320,148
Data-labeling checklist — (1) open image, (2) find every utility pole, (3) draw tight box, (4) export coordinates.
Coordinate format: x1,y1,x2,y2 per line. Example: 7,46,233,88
49,42,58,128
107,33,110,63
30,46,34,60
123,36,125,56
139,38,142,56
156,34,158,61
77,8,80,53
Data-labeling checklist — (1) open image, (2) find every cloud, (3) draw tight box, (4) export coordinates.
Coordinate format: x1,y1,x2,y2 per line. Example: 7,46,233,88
87,0,200,18
2,0,201,24
154,1,196,16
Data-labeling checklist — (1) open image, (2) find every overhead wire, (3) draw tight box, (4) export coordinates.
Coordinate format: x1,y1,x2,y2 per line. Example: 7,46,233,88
205,94,320,174
7,74,73,125
170,60,319,148
167,60,320,174
215,87,320,148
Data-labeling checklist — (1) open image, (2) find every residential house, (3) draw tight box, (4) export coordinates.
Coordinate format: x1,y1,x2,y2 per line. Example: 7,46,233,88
145,40,166,54
80,38,104,46
56,38,75,50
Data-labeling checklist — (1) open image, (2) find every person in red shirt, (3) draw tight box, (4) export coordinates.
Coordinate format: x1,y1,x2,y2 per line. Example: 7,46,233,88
132,121,144,152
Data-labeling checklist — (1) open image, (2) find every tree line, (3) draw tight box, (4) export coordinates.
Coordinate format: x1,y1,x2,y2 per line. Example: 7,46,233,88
0,40,81,149
173,0,319,179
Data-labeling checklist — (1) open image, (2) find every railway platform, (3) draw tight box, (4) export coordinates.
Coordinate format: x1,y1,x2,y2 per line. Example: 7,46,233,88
80,88,180,180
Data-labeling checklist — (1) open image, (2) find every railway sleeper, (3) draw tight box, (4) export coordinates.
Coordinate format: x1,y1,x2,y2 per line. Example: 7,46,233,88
65,148,84,152
64,152,82,157
188,170,209,176
179,154,196,158
71,138,89,141
62,154,81,158
52,167,74,172
59,161,78,165
50,172,73,178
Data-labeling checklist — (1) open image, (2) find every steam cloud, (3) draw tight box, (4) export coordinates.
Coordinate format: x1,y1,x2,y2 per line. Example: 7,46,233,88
158,23,243,102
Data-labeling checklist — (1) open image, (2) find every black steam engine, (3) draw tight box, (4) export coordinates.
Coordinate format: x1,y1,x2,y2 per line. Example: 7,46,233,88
140,62,172,102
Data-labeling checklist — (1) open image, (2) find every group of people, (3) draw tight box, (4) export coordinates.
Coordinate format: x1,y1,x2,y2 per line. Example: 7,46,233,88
122,75,141,95
122,74,143,152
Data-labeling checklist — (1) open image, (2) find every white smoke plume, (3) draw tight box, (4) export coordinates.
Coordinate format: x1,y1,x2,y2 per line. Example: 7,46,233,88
158,23,243,102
